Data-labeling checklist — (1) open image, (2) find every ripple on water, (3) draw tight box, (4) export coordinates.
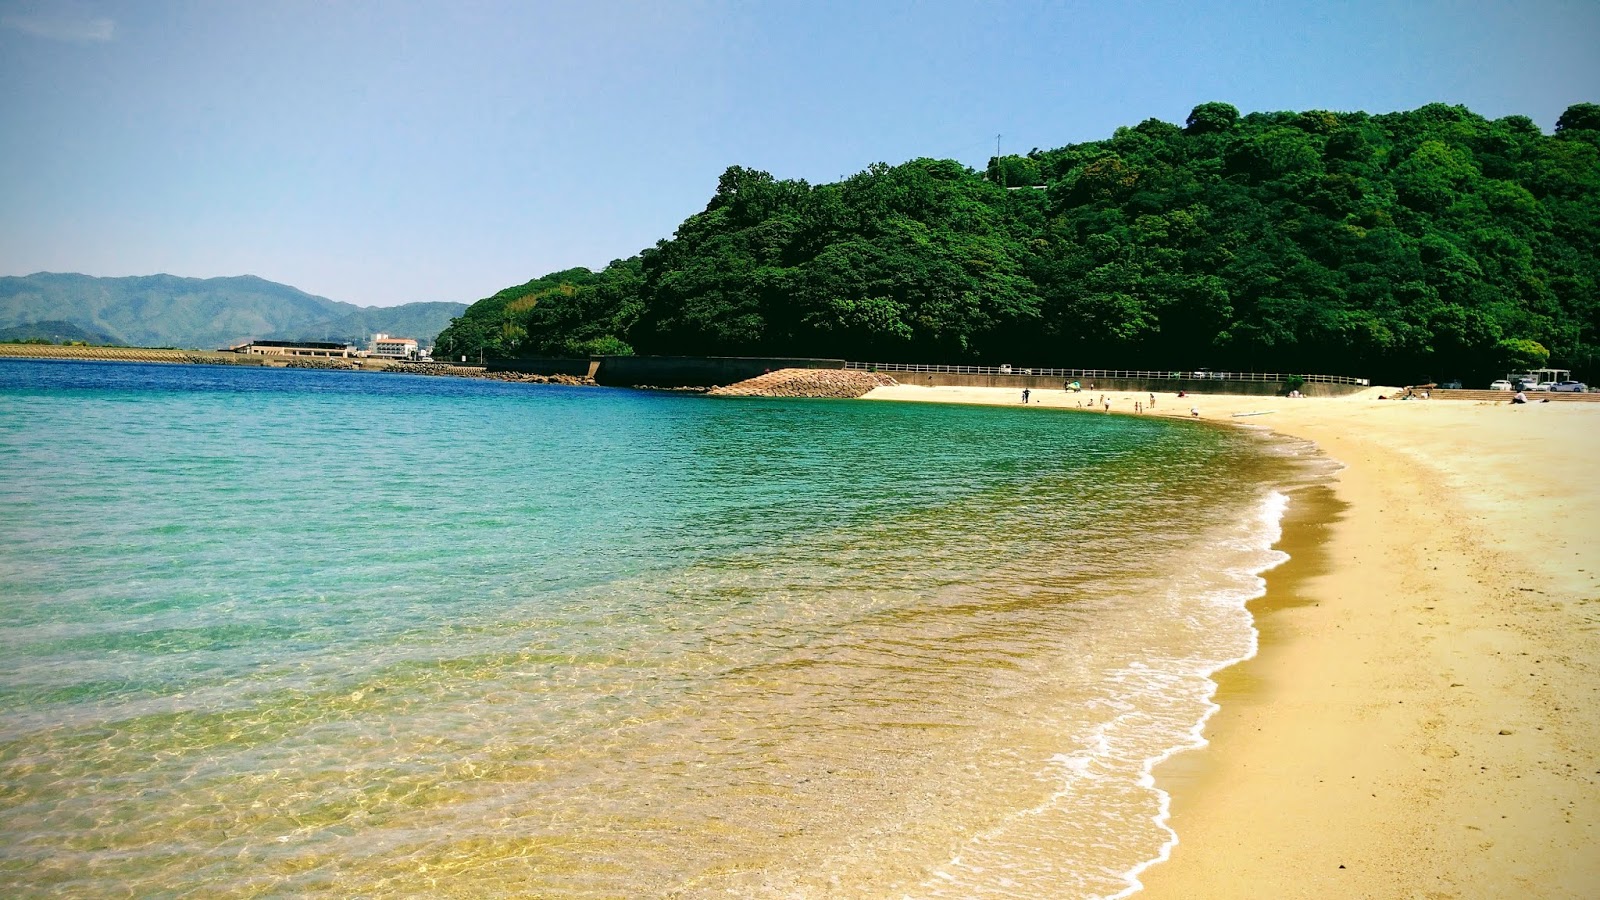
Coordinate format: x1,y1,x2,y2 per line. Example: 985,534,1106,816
0,359,1326,897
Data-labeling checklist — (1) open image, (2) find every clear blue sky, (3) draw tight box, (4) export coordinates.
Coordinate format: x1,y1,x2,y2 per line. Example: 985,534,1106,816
1,0,1596,307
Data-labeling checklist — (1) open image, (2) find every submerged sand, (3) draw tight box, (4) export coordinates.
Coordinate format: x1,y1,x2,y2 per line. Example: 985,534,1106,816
861,384,1600,897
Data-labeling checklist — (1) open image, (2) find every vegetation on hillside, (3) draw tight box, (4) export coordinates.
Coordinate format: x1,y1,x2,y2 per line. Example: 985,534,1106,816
0,274,467,350
0,320,122,346
435,102,1600,384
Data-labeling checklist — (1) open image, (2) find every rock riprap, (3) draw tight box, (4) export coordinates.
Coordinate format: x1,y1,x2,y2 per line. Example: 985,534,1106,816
391,363,595,385
707,368,897,399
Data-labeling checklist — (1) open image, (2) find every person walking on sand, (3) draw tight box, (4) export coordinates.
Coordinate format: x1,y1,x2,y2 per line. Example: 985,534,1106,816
1103,397,1111,412
1022,388,1030,404
1149,393,1155,409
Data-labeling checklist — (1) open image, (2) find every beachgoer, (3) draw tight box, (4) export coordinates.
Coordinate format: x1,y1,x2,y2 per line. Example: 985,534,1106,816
1190,406,1200,417
1178,390,1186,398
1022,388,1030,404
1103,398,1110,412
1512,391,1527,405
1135,400,1143,413
1148,393,1155,408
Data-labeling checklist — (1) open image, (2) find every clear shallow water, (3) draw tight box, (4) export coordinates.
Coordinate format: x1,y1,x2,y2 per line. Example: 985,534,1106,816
0,359,1322,897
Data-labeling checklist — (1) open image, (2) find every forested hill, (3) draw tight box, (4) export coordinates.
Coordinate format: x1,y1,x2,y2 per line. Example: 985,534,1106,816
436,102,1600,384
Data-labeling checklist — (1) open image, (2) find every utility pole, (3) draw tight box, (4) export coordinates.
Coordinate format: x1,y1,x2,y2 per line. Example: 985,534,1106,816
996,133,1004,188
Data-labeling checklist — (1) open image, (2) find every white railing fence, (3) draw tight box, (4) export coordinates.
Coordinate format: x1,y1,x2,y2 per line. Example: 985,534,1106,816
843,361,1369,386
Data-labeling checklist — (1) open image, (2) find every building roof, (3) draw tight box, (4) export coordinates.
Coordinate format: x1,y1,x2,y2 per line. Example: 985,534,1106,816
247,340,354,350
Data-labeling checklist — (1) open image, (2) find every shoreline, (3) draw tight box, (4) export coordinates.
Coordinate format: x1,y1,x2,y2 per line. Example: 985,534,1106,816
0,346,597,385
861,384,1600,896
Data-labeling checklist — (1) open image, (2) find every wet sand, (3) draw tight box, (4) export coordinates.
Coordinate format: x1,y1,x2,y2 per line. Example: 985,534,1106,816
861,384,1600,897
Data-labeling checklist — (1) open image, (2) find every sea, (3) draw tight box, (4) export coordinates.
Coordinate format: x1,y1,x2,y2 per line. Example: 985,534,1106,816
0,358,1329,898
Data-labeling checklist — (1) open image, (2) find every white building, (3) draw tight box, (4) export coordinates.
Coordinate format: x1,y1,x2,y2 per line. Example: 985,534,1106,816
371,333,420,360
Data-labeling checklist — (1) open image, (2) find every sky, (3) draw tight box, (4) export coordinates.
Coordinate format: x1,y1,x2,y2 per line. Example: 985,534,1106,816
1,0,1596,308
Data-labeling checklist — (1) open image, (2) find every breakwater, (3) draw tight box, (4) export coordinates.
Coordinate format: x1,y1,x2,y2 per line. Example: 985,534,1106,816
706,368,897,398
0,344,268,365
393,362,594,385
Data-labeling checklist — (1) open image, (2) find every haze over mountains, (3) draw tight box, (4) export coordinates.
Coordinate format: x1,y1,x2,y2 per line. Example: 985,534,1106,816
0,273,466,350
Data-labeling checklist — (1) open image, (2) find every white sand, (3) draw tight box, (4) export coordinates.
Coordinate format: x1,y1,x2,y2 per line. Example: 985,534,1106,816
862,384,1600,897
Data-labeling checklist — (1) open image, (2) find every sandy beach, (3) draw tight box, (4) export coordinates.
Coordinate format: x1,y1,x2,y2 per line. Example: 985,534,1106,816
862,384,1600,897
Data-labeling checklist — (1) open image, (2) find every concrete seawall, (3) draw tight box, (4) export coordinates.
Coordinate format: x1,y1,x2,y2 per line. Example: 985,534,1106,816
477,354,847,388
483,357,600,379
594,355,847,388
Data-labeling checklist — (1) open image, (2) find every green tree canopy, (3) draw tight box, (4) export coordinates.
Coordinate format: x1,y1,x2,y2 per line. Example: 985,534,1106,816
435,102,1600,385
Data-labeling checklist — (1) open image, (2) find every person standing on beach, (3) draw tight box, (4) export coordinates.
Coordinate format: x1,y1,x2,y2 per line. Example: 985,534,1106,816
1149,393,1155,409
1103,397,1111,412
1022,389,1030,404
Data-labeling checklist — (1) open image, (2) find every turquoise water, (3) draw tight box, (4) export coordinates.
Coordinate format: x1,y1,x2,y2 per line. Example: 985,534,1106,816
0,359,1317,897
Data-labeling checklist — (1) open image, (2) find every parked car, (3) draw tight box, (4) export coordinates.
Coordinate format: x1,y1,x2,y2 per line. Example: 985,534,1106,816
1551,380,1588,392
1489,380,1514,391
1534,381,1557,391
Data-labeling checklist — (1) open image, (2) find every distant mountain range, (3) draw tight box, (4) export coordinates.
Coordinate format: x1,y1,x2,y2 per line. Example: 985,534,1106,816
0,273,467,350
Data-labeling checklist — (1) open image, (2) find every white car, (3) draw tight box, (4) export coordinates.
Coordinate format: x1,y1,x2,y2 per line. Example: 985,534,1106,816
1489,380,1513,391
1551,380,1588,392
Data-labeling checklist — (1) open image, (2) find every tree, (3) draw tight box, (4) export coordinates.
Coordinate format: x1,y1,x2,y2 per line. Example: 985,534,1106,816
1497,337,1549,371
1556,103,1600,134
437,102,1600,384
1185,102,1240,135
